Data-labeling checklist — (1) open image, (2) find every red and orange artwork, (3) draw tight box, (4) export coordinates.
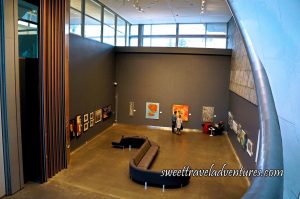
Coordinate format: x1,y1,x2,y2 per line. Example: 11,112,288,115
145,102,160,119
172,104,189,121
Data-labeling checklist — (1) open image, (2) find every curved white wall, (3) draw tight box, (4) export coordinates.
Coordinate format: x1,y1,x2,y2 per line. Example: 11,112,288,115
228,0,300,198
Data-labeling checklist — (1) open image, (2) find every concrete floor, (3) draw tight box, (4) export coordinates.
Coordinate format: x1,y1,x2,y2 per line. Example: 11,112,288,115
6,124,248,199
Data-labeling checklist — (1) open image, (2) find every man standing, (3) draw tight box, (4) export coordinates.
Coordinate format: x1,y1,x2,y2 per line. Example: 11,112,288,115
172,111,177,133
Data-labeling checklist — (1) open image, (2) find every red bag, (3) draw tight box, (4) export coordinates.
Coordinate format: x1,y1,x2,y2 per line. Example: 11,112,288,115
202,122,212,134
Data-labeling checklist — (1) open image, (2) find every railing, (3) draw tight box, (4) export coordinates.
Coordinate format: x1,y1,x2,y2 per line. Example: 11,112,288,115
226,1,284,198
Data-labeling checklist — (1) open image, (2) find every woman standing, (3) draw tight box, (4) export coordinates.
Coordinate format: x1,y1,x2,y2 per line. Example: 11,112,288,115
176,115,183,135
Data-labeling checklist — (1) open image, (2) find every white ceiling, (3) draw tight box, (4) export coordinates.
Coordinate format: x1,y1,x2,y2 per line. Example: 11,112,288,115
98,0,232,24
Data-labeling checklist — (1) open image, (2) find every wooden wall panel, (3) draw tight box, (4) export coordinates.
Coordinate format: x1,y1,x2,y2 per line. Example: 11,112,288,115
40,0,69,180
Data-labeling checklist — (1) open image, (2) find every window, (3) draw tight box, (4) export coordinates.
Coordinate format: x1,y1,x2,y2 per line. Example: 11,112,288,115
116,17,126,46
103,8,115,45
70,8,82,35
206,23,227,35
178,38,205,48
143,38,176,47
84,0,101,41
126,23,130,46
130,38,138,47
206,38,227,48
144,24,176,35
179,24,206,35
130,25,138,36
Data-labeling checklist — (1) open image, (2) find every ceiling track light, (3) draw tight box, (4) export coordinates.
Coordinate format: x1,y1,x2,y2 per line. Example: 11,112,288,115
201,0,206,14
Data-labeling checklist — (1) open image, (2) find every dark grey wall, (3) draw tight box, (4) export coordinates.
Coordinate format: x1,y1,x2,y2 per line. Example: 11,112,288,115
70,34,115,150
228,92,259,171
115,48,231,129
227,18,259,174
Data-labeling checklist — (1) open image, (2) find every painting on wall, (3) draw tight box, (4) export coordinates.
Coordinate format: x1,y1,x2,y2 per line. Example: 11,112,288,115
84,122,89,132
129,101,135,117
232,120,238,133
84,113,89,123
247,139,254,157
102,105,112,120
202,106,215,122
145,102,160,119
237,129,247,149
95,109,102,123
90,112,94,121
90,119,94,128
228,111,233,128
172,105,189,121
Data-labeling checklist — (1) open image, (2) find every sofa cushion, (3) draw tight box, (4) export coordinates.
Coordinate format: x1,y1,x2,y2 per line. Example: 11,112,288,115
133,141,151,166
137,145,159,169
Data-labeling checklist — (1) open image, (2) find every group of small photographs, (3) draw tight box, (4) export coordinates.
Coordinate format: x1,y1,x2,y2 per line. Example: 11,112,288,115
228,111,253,157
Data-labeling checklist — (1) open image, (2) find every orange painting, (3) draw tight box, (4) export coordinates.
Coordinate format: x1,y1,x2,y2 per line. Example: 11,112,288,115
146,102,159,119
172,105,189,121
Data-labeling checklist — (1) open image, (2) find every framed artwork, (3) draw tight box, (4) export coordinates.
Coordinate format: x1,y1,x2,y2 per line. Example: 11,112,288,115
75,115,82,137
95,109,102,123
102,105,112,120
129,101,135,116
232,120,238,133
90,112,94,120
90,119,94,127
84,122,89,132
238,129,247,149
228,111,233,128
84,113,89,123
202,106,215,122
145,102,159,119
172,104,189,121
247,139,254,157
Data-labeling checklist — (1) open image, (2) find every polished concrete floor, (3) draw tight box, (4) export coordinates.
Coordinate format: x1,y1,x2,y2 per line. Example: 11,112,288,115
6,124,248,199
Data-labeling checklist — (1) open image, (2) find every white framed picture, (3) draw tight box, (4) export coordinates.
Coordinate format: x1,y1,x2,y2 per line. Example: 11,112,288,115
84,113,89,123
232,120,238,134
84,122,89,132
247,139,254,157
90,112,94,120
90,119,94,128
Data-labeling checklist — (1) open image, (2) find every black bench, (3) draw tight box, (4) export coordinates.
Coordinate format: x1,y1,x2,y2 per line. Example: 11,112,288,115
112,135,146,149
129,139,190,188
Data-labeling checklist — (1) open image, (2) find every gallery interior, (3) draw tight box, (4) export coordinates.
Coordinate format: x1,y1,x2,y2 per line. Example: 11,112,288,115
0,0,299,198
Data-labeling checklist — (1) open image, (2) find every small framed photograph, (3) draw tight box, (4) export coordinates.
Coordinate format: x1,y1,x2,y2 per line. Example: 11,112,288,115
247,139,254,157
90,112,94,120
84,122,89,132
95,109,102,123
84,114,89,123
90,119,94,127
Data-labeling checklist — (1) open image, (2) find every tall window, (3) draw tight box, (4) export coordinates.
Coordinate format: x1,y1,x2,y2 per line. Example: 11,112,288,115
130,25,138,47
116,17,126,46
84,0,101,41
103,8,115,45
70,0,82,36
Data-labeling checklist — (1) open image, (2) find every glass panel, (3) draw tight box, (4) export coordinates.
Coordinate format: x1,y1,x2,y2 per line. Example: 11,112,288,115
117,17,126,33
85,0,101,21
130,37,138,47
143,25,151,35
143,38,151,47
179,24,206,35
151,24,176,35
206,23,227,35
85,15,101,41
18,0,38,23
116,34,125,46
206,38,226,48
178,38,205,48
103,24,115,45
71,0,81,11
116,17,126,46
131,25,138,36
104,8,115,28
126,23,130,46
70,8,82,35
18,20,38,58
145,38,176,47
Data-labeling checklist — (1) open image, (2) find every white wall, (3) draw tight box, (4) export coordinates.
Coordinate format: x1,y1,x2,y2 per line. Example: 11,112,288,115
228,0,300,198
